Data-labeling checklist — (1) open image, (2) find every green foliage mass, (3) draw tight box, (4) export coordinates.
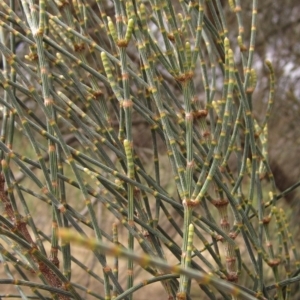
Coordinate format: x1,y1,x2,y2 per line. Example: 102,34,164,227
0,0,299,299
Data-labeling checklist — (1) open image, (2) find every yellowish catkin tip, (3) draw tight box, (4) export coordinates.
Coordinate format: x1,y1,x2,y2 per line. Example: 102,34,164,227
100,51,107,61
123,139,130,148
229,0,235,11
269,191,273,200
108,19,117,42
224,37,230,48
140,3,145,11
265,59,271,66
265,60,274,71
125,19,135,42
128,18,134,27
178,13,183,21
237,35,244,48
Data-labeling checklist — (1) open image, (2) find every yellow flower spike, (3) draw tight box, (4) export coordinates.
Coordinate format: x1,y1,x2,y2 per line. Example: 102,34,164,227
178,13,183,27
185,41,192,69
237,35,242,47
125,2,134,20
178,13,186,35
100,52,112,77
187,223,194,245
212,100,220,117
107,17,118,43
125,19,135,44
246,158,251,175
125,1,130,19
229,0,235,11
124,139,134,179
138,3,147,31
227,48,234,61
238,35,246,52
139,3,146,17
265,60,274,74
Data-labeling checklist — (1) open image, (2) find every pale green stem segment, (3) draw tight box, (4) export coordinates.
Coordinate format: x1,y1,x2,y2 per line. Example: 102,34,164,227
59,229,262,300
177,223,194,299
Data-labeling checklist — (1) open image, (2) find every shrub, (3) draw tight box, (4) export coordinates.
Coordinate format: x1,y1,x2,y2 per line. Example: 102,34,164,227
0,0,299,299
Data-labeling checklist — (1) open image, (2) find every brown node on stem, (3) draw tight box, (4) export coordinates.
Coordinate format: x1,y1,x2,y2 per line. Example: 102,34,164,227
226,256,236,263
92,90,103,98
103,266,112,273
175,71,194,83
6,54,16,66
262,216,271,224
56,0,69,9
41,186,49,195
51,180,58,188
185,112,193,122
133,187,140,197
176,292,187,300
212,198,229,207
183,198,199,208
267,258,281,267
234,5,242,13
167,33,175,42
26,52,38,62
58,204,66,213
254,130,261,140
142,279,148,286
117,39,129,47
48,144,56,152
246,87,255,94
193,109,208,119
229,231,237,240
73,42,85,52
33,28,44,37
122,99,133,108
128,219,135,227
127,269,134,276
44,97,54,106
186,159,195,168
202,130,211,138
40,67,48,75
239,42,247,52
220,216,229,225
215,234,224,242
226,271,238,282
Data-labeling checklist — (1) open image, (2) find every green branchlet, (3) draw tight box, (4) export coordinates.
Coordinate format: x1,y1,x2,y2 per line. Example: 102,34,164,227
0,0,298,300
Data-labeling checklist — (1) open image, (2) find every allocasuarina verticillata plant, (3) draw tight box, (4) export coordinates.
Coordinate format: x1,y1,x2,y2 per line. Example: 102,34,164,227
0,0,299,299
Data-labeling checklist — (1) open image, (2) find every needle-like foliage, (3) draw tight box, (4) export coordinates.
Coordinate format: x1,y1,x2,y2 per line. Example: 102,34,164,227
0,0,299,299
